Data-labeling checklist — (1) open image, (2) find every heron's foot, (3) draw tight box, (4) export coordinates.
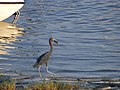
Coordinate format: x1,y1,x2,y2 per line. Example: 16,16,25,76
44,78,50,81
52,73,56,76
47,70,55,76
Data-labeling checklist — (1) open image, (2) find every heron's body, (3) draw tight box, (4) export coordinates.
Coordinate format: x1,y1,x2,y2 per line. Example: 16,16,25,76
33,37,58,78
33,50,52,68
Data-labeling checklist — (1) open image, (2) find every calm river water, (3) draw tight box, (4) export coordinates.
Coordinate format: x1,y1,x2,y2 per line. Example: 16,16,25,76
0,0,120,80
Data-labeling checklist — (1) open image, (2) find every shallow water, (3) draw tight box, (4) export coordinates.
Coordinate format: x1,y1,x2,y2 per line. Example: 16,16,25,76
0,0,120,80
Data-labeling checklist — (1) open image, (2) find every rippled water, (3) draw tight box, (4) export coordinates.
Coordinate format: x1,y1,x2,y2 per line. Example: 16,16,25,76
0,0,120,79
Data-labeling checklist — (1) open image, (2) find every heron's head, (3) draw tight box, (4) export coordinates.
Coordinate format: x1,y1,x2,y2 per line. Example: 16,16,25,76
49,37,58,45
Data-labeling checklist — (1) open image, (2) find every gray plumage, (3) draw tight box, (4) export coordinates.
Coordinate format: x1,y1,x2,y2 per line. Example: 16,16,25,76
33,50,52,68
33,37,58,78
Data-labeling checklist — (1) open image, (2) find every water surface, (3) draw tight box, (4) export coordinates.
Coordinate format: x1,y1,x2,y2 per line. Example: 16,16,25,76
0,0,120,79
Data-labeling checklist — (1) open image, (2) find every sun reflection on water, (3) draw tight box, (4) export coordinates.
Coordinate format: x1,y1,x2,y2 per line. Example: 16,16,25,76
0,21,24,55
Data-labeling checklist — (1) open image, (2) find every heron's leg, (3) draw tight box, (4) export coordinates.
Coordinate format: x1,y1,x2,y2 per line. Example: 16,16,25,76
38,66,42,78
12,11,20,24
45,63,55,76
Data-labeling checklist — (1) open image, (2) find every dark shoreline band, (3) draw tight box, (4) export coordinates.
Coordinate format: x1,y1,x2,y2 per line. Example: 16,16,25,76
0,2,24,4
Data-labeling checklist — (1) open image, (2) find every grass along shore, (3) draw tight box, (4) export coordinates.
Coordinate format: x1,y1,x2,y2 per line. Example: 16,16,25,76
0,79,80,90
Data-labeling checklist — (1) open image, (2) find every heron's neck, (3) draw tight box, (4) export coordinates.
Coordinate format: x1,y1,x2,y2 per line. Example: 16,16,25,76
49,41,53,51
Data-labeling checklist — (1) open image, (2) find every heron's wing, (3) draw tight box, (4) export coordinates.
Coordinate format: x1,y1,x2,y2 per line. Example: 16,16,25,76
33,51,52,68
37,52,48,61
36,51,51,62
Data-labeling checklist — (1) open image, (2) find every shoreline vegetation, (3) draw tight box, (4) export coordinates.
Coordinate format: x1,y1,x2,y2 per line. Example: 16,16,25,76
25,81,79,90
0,79,80,90
0,75,81,90
0,75,120,90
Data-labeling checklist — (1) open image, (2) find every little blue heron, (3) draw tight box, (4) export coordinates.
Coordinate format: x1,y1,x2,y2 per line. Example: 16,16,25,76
33,37,58,78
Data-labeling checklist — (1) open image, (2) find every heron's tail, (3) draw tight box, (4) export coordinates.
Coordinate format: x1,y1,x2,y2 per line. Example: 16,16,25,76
33,63,37,68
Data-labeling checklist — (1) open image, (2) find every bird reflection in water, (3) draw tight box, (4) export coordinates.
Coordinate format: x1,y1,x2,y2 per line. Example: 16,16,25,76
0,21,24,55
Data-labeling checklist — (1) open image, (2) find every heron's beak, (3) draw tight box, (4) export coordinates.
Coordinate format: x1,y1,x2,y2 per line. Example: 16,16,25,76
54,39,58,44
